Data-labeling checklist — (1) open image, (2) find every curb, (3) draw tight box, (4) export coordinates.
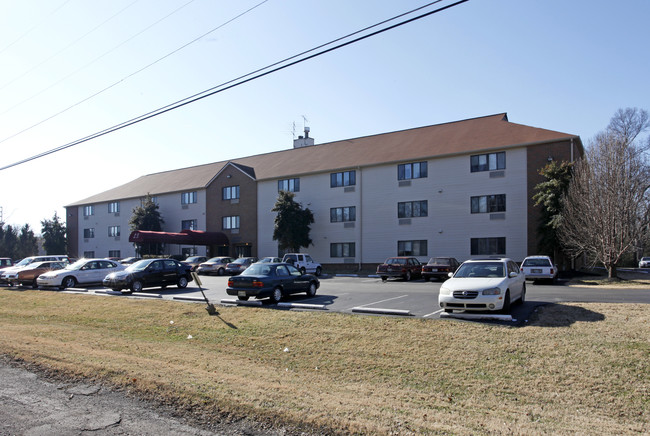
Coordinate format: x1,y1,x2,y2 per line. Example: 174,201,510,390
352,307,411,316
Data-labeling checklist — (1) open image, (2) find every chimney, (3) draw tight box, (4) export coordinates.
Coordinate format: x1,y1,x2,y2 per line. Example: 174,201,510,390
293,126,315,148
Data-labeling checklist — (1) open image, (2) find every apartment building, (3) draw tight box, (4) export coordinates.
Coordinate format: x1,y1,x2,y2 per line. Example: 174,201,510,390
65,113,583,268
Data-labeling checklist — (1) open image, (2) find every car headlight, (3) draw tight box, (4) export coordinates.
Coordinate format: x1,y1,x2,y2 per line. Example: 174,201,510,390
439,286,451,295
482,287,502,295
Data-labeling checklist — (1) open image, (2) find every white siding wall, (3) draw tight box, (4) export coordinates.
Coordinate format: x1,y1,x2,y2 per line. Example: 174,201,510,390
77,190,208,258
258,148,529,265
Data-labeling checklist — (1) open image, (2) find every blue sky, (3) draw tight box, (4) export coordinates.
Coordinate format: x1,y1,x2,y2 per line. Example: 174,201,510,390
1,0,648,233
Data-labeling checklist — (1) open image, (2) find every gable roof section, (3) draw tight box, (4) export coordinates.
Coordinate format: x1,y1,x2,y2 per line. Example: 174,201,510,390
67,113,581,206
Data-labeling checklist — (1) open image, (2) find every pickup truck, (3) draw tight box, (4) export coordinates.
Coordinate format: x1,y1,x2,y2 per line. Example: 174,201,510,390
282,253,322,276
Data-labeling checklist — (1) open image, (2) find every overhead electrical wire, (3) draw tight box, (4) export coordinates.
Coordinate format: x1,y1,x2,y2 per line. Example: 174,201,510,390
0,0,469,172
0,0,269,144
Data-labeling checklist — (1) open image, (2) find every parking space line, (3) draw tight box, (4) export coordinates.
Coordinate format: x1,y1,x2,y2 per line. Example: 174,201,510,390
423,309,443,318
348,294,408,310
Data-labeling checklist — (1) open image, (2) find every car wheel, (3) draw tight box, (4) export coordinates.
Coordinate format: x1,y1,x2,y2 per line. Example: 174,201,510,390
306,282,317,297
238,295,249,301
300,267,306,275
270,287,282,304
32,279,38,289
381,276,388,282
60,276,76,289
500,290,511,313
404,270,412,281
217,268,224,276
519,284,526,304
131,280,143,293
177,276,188,289
315,266,322,277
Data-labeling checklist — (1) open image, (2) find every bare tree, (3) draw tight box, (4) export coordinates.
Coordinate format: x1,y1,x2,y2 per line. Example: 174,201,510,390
559,108,650,278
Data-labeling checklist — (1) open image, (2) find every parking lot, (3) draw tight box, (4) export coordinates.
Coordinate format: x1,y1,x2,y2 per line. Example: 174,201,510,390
39,272,650,325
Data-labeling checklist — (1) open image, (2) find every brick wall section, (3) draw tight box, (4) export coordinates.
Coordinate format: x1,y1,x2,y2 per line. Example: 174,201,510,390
525,139,581,256
65,206,79,258
205,168,257,257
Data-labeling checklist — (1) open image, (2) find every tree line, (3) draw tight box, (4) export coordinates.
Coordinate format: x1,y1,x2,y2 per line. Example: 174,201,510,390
0,212,67,259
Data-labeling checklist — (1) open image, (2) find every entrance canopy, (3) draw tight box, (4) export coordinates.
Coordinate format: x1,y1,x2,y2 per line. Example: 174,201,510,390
129,229,229,246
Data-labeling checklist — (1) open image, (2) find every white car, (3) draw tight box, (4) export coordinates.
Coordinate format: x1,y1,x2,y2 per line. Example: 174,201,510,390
639,257,650,268
281,253,322,276
438,258,526,313
37,258,125,289
520,255,558,283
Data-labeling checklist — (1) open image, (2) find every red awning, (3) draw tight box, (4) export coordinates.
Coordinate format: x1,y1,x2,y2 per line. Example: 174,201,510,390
129,229,229,246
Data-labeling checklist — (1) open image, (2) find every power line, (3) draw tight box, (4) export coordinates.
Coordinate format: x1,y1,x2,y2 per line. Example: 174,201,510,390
0,0,269,144
0,0,469,172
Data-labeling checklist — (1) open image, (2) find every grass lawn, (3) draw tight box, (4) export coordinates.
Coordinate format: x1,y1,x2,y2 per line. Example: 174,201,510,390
0,289,648,435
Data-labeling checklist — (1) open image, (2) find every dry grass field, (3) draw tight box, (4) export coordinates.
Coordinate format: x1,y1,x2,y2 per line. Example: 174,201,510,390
0,289,648,435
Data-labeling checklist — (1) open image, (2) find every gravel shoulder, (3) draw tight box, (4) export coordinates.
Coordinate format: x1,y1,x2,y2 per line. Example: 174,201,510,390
0,356,282,436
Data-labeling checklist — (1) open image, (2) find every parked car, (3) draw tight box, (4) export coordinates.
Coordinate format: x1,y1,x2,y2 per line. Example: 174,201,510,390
196,257,234,275
0,258,13,270
4,261,66,288
225,257,258,275
182,256,208,271
376,256,422,281
438,258,526,313
520,255,558,283
421,257,460,281
226,262,319,303
256,257,282,263
37,259,124,289
281,253,322,276
103,258,193,293
639,257,650,268
0,255,69,285
119,257,142,265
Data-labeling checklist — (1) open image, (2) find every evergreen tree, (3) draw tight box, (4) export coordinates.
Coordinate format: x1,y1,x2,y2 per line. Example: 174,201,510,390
129,194,165,256
272,191,314,252
16,224,38,259
41,212,67,254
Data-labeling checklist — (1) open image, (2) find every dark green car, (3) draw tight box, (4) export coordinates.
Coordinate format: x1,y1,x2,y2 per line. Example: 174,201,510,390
226,262,320,303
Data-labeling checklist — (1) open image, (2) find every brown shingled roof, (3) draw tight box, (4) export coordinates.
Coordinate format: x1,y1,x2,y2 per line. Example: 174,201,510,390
67,113,581,206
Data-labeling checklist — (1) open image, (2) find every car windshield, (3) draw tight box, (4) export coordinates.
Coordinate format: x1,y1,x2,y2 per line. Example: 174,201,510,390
186,257,202,262
206,257,225,263
241,264,272,276
454,262,505,278
429,258,452,265
66,259,90,270
232,258,249,265
522,258,551,267
14,258,34,267
385,258,406,265
126,260,154,272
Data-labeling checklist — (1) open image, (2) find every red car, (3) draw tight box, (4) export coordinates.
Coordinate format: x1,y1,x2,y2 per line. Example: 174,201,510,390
376,257,422,281
421,257,460,281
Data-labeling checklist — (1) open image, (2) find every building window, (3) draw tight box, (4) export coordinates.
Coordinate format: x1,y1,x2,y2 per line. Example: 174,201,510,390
398,162,428,180
222,185,240,200
278,178,300,192
471,194,506,213
83,205,94,216
471,152,506,172
108,226,120,237
181,191,197,205
222,216,240,230
330,206,356,222
398,201,428,218
83,251,95,258
330,243,355,258
182,247,197,257
83,228,95,239
330,170,356,187
398,240,427,256
471,237,506,255
182,219,198,230
108,250,121,258
108,201,120,213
